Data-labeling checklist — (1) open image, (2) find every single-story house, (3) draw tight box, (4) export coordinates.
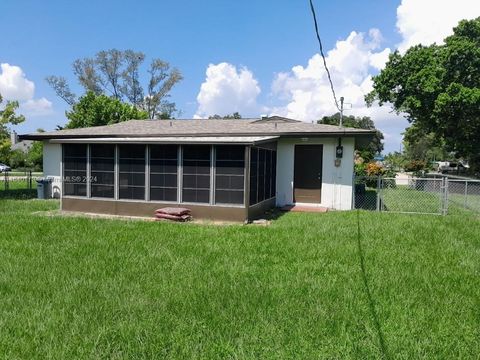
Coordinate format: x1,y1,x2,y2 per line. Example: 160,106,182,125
20,116,374,221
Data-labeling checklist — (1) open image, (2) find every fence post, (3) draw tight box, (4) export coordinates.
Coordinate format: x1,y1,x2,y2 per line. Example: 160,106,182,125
28,170,32,189
352,174,356,210
442,177,449,216
4,171,8,191
464,180,468,210
376,176,381,212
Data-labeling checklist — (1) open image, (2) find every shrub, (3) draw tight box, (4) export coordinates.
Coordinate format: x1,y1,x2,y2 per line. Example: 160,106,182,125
366,162,385,177
404,160,427,177
8,149,26,169
354,163,367,177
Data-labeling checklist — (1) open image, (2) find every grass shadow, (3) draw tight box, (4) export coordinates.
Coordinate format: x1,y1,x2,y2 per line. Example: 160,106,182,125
262,207,288,221
355,189,378,211
0,189,37,200
356,210,390,359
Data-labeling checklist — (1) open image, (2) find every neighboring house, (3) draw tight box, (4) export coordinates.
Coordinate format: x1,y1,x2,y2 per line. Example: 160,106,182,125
433,161,470,174
10,130,33,153
20,116,374,221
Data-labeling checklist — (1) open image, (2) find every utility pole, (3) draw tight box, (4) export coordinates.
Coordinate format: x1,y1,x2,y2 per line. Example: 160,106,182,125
339,96,344,127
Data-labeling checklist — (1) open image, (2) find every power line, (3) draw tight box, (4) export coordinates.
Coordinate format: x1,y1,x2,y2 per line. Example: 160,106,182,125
308,0,341,112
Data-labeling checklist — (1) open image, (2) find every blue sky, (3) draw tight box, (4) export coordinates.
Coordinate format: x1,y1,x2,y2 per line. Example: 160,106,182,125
1,0,478,152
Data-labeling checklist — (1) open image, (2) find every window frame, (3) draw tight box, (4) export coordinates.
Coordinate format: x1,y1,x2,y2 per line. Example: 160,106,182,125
248,145,277,206
149,144,179,203
118,144,147,201
89,144,115,199
61,142,262,209
181,144,212,204
63,143,88,197
214,145,246,206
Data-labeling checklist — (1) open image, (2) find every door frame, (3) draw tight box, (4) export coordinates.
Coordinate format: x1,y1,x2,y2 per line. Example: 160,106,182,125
293,144,323,204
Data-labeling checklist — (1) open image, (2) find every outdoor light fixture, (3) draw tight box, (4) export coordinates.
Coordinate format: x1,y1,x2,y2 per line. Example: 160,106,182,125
336,137,343,158
336,145,343,158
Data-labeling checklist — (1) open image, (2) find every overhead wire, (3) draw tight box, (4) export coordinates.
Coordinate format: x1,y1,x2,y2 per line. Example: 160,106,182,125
308,0,341,112
309,2,389,354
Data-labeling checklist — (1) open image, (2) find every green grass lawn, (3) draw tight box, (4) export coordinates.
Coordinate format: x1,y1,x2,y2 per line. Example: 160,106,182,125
0,200,479,359
7,171,43,177
0,180,37,199
449,193,480,214
382,186,443,213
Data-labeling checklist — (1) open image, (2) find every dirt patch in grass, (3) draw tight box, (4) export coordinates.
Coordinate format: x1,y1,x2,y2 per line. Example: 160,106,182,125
32,209,249,226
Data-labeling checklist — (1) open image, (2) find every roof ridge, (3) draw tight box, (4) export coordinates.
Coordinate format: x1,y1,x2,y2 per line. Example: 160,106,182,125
124,118,259,126
20,117,376,141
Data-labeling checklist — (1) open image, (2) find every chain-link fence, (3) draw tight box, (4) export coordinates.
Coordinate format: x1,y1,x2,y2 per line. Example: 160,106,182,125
354,175,480,216
0,170,37,199
446,179,480,215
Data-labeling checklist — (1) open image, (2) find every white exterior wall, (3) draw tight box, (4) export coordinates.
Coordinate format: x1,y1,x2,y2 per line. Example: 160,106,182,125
43,141,62,198
276,137,355,210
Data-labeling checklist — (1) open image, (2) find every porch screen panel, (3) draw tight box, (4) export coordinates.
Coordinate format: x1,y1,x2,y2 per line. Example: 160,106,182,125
215,145,245,205
63,144,87,196
257,149,266,203
249,147,277,205
265,149,272,200
119,144,145,200
182,145,211,203
150,145,178,202
249,148,258,205
90,144,114,198
271,150,277,198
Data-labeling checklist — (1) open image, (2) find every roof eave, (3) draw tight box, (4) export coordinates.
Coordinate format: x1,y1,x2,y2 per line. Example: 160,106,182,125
47,136,280,145
20,130,375,141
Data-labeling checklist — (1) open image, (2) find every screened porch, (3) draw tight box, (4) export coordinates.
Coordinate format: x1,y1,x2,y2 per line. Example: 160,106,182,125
61,142,277,220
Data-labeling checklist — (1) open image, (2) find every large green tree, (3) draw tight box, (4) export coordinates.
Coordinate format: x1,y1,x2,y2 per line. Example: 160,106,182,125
402,125,450,163
46,49,183,119
318,113,384,161
25,140,43,171
65,92,148,129
0,94,25,163
366,17,480,171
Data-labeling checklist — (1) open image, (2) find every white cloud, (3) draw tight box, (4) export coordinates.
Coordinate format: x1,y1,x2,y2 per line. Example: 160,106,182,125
369,48,391,70
21,97,53,117
193,31,405,151
0,63,53,117
0,63,35,101
270,29,393,121
194,62,261,118
397,0,480,52
193,2,479,153
268,29,409,153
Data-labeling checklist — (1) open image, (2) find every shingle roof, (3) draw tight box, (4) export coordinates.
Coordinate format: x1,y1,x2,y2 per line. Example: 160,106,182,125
11,140,33,152
50,136,279,145
20,116,375,140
